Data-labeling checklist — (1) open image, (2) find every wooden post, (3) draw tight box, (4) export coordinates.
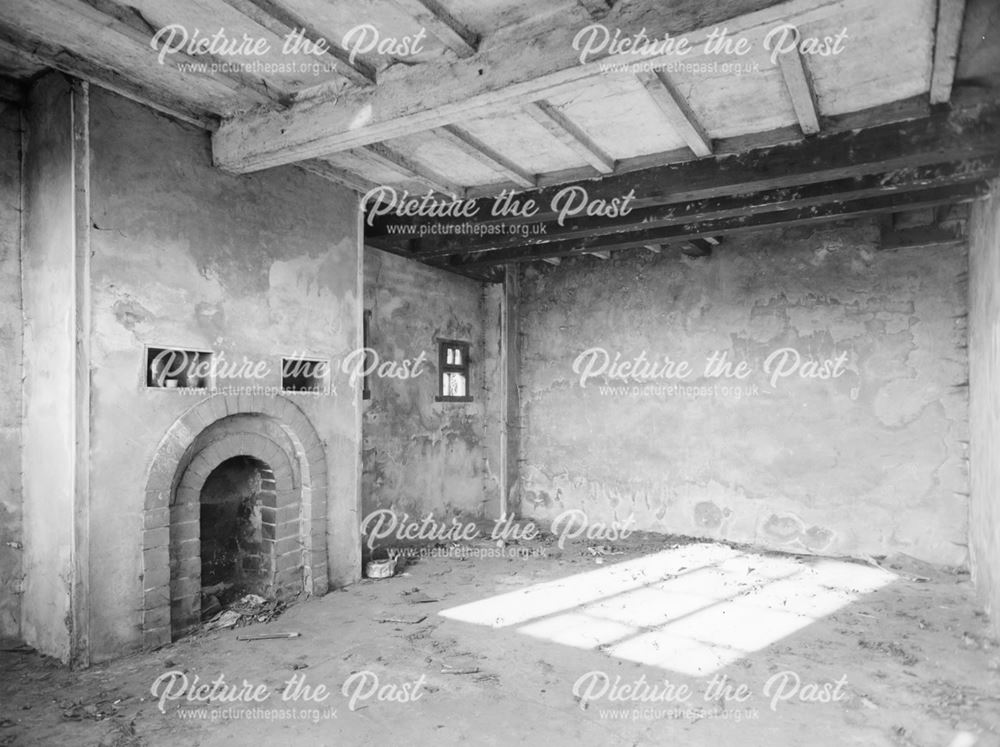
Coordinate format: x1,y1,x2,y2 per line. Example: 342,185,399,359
499,264,521,520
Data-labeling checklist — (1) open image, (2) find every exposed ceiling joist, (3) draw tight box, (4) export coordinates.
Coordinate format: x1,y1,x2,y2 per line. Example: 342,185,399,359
455,182,987,266
456,95,940,200
775,34,821,135
217,0,376,86
33,0,276,105
930,0,967,104
77,0,280,104
523,100,615,174
362,142,464,195
437,125,535,188
211,0,844,171
396,157,1000,259
370,100,1000,259
391,0,478,57
0,32,217,129
636,70,712,157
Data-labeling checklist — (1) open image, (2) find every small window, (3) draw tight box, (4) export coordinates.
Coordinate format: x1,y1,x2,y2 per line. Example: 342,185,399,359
281,357,330,393
146,346,212,389
436,340,471,402
362,310,372,401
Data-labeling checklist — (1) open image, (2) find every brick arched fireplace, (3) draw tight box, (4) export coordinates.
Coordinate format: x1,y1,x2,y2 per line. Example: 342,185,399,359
141,395,328,648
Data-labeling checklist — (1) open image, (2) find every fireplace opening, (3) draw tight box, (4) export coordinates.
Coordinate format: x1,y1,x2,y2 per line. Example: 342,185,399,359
199,456,276,601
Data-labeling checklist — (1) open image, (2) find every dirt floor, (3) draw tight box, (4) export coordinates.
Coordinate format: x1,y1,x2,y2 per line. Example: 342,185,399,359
1,534,999,747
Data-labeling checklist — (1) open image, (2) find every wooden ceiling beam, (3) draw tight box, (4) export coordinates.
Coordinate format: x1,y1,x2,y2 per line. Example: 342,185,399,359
368,100,1000,246
76,0,282,105
524,100,615,174
0,31,218,129
456,94,939,200
399,156,1000,258
217,0,376,86
774,33,821,135
929,0,967,104
454,182,987,267
436,125,535,188
212,0,839,171
636,70,712,157
21,0,276,105
391,0,477,57
297,159,379,194
362,143,464,196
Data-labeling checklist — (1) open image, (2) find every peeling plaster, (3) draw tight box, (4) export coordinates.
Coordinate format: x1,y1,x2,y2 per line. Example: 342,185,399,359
517,221,969,565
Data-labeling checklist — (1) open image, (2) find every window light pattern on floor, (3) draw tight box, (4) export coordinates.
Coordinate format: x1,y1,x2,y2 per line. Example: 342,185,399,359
438,543,895,676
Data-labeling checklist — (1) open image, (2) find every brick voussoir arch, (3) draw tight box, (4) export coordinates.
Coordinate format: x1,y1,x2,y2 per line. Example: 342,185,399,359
140,393,328,650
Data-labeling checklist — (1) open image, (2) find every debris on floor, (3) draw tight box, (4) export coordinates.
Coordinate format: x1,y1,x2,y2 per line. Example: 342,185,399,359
374,613,427,625
401,588,438,604
204,593,287,631
1,539,997,745
235,632,301,642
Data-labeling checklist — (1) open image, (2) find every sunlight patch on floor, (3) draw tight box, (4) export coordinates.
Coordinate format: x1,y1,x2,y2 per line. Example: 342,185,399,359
439,543,896,676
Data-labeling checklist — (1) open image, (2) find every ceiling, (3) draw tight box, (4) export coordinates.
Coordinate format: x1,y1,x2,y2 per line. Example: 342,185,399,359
0,0,998,280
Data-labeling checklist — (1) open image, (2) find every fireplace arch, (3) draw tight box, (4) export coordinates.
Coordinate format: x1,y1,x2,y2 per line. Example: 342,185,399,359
141,395,328,648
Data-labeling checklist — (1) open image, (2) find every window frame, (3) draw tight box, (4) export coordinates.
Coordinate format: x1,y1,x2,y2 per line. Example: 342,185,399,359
435,339,472,403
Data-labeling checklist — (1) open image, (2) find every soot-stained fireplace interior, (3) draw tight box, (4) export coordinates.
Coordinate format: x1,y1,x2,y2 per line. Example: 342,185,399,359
199,456,274,598
142,396,331,647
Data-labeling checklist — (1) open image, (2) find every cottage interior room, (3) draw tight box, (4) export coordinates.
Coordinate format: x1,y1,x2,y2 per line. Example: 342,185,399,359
0,0,999,744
